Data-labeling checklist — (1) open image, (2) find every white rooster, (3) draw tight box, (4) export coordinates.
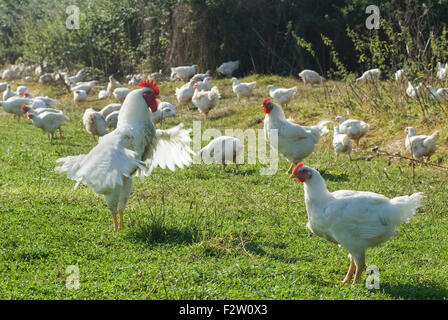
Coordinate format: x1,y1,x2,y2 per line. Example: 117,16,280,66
290,163,424,284
231,77,256,101
263,98,329,174
267,85,297,108
55,80,194,232
192,85,220,119
405,127,439,162
335,116,369,148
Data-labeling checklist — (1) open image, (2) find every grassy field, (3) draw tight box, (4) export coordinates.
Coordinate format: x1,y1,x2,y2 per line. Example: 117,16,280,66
0,75,447,299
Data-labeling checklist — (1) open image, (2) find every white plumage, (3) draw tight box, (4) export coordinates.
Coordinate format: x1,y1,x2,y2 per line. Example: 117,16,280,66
0,97,31,118
356,68,381,83
405,127,439,162
170,65,198,81
83,108,109,137
25,108,69,141
74,90,87,103
3,85,16,100
199,136,244,171
217,61,240,77
263,99,329,174
436,62,448,80
152,101,176,124
426,85,448,102
113,88,131,102
70,80,99,93
290,164,424,284
194,77,212,92
175,80,195,105
231,77,256,100
192,86,220,118
105,111,120,129
333,126,352,160
267,85,297,107
99,103,122,119
335,116,369,147
298,70,326,84
406,82,423,98
55,85,194,232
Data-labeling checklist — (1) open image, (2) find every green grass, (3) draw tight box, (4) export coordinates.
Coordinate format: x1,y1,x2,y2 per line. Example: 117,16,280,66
0,75,447,299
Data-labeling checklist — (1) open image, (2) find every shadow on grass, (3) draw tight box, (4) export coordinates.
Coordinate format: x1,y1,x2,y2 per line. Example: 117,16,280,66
319,169,350,182
242,240,302,264
379,282,448,300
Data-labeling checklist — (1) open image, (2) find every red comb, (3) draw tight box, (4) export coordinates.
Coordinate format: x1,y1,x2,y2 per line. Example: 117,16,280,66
138,80,159,95
293,163,305,183
262,98,271,106
21,104,28,112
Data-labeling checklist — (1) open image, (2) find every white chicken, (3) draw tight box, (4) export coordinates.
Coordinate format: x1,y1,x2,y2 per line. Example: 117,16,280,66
198,136,244,172
3,85,16,100
436,62,448,80
192,85,220,119
394,68,406,82
70,80,99,93
335,116,369,148
298,70,326,85
289,163,424,284
0,82,7,91
170,65,198,81
267,85,297,108
406,82,423,98
99,76,121,100
105,111,120,129
55,80,194,232
22,105,62,116
152,101,176,124
356,68,381,83
263,98,329,174
16,86,27,96
231,77,256,101
83,108,109,138
113,88,131,102
191,70,212,82
194,77,212,92
426,85,448,102
66,70,85,85
175,80,195,105
25,107,69,141
333,126,352,160
74,90,87,104
405,127,439,162
0,97,31,119
23,93,59,107
99,103,122,119
217,61,240,77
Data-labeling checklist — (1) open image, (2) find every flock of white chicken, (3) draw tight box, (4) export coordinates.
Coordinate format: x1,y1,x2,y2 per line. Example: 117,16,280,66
0,60,443,285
